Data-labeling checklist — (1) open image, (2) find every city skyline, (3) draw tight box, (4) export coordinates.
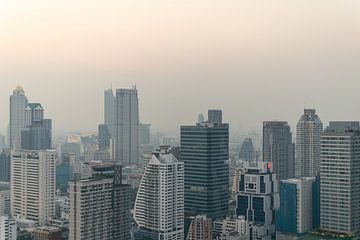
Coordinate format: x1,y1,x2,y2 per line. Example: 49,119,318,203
1,1,360,135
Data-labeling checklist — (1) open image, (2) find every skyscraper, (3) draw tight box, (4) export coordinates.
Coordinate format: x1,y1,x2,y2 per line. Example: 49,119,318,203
21,103,52,150
69,165,131,240
98,123,111,151
263,121,295,180
9,86,28,149
186,215,212,240
320,122,360,236
295,109,323,177
11,150,56,225
104,87,115,137
0,216,17,240
236,161,279,240
139,123,151,145
181,110,229,219
133,148,184,240
114,87,139,166
239,138,255,162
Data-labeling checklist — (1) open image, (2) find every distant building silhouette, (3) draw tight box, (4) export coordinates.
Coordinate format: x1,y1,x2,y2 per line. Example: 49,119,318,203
239,138,255,162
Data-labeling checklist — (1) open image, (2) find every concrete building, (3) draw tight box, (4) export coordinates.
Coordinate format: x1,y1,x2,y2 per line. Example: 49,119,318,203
239,138,255,162
263,121,295,180
9,86,28,149
214,216,250,240
134,148,184,240
181,110,229,219
114,88,139,166
98,124,111,151
186,215,212,240
276,177,320,239
139,123,151,145
0,215,17,240
236,161,279,240
21,103,52,150
295,109,323,177
320,122,360,236
69,165,131,240
11,150,56,225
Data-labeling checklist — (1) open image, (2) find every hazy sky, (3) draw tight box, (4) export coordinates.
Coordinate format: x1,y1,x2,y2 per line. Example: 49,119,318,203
1,0,360,136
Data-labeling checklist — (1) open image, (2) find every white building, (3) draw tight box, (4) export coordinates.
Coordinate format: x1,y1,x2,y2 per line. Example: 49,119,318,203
11,150,56,225
0,216,17,240
295,109,323,177
134,149,184,240
320,122,360,236
69,165,131,240
9,86,28,149
114,88,139,166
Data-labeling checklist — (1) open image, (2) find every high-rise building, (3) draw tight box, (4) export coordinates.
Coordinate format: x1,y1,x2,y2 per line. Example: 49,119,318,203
295,109,323,177
114,88,139,166
133,148,184,240
139,123,151,145
0,135,5,152
69,165,131,240
0,215,17,240
263,121,295,180
181,110,229,219
98,124,111,151
236,161,279,240
9,86,28,149
197,114,205,124
0,151,10,183
186,215,212,240
21,103,52,150
239,138,255,162
104,87,115,137
276,177,320,239
11,150,56,225
320,122,360,236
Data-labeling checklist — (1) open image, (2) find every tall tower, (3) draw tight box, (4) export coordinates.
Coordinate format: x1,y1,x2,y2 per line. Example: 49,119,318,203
181,110,229,219
104,87,114,137
114,87,139,166
11,150,56,225
21,103,52,150
320,122,360,236
263,121,295,180
295,109,323,177
236,161,279,240
133,148,184,240
9,86,28,149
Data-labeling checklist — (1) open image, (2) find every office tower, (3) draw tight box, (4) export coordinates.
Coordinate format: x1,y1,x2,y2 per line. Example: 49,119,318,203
181,110,229,219
263,121,295,180
276,177,318,239
320,122,360,236
133,148,184,240
21,103,52,150
104,87,115,137
208,109,222,125
69,165,131,240
0,190,10,216
0,151,10,182
11,150,56,225
236,161,279,240
98,124,111,151
9,86,28,149
239,138,255,162
0,216,17,240
186,215,212,240
295,109,323,177
139,123,151,145
114,88,139,166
